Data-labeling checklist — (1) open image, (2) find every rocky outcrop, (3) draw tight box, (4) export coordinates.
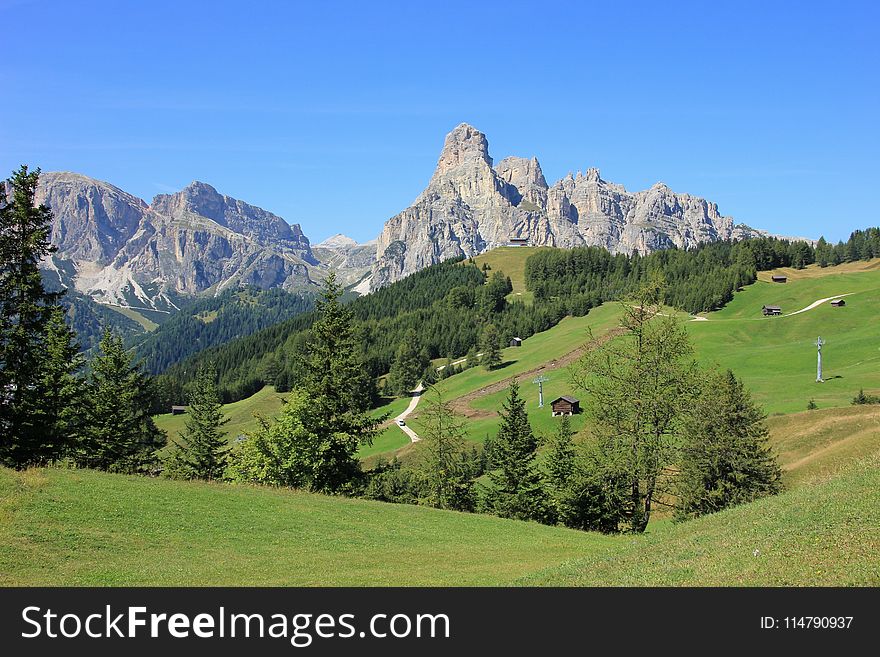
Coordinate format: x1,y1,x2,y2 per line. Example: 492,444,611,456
311,234,377,289
36,175,321,309
372,123,763,288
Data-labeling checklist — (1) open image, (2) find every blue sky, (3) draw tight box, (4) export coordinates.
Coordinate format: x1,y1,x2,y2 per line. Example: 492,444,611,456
2,0,877,243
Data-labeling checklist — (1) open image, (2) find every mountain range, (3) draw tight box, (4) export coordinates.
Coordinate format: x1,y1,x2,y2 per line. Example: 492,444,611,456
33,123,765,309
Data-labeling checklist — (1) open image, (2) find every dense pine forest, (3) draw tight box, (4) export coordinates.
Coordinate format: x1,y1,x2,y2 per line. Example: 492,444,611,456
158,227,880,404
131,287,315,374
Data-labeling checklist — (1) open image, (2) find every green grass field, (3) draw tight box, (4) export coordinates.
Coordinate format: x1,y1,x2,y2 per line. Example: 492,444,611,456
0,466,610,586
104,304,159,331
3,445,877,585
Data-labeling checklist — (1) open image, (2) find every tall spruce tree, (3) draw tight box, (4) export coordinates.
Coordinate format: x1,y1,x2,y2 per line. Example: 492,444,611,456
387,328,424,395
34,306,86,461
80,330,165,472
480,323,502,370
484,380,551,522
296,272,381,493
0,166,64,467
163,364,229,480
675,369,783,520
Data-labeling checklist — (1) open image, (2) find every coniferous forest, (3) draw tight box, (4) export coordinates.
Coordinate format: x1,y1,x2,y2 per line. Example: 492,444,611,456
161,228,880,404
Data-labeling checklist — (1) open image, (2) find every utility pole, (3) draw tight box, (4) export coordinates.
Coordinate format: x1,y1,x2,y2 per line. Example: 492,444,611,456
816,336,825,382
533,375,549,408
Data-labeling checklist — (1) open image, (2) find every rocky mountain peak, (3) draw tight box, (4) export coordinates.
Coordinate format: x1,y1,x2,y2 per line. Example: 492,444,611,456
316,233,359,249
433,123,492,176
371,123,765,289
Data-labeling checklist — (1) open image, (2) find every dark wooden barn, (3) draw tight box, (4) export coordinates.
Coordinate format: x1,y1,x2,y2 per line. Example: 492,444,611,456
510,337,523,347
171,405,187,415
831,299,846,307
551,396,580,416
762,305,782,316
771,275,788,283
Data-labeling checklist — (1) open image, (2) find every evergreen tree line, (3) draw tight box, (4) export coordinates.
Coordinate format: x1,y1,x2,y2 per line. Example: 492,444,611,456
524,230,880,315
132,286,316,374
1,167,165,471
160,227,879,406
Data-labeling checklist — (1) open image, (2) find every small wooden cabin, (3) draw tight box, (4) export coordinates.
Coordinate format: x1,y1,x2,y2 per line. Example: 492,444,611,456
771,275,788,283
171,405,187,415
508,237,530,247
551,396,580,416
510,337,523,347
762,305,782,316
830,299,846,307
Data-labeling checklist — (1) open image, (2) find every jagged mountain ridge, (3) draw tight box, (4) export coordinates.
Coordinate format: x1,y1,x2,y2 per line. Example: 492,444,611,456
35,173,369,310
372,123,764,288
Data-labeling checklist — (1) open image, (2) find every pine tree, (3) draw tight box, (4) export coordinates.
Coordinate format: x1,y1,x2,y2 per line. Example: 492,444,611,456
164,365,229,480
80,330,166,472
675,370,783,520
484,381,551,522
464,344,479,369
480,323,502,371
418,387,474,511
296,272,381,493
0,166,63,467
545,415,575,495
33,306,86,461
387,328,424,395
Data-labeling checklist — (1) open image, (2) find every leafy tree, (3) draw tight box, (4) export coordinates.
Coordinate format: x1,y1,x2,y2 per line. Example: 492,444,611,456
417,387,475,511
484,381,551,522
480,323,502,370
675,370,783,520
79,330,166,472
570,277,698,533
0,166,63,467
226,390,322,488
163,364,229,480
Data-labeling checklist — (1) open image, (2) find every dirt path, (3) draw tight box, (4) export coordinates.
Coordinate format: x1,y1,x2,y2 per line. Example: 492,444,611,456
691,293,855,321
450,327,626,419
783,293,854,317
393,383,424,442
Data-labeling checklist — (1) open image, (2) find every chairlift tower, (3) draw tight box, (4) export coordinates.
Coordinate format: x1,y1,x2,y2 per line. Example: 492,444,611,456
816,336,825,383
533,375,549,408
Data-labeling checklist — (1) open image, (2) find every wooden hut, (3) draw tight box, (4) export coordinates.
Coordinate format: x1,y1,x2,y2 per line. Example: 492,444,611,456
510,337,523,347
551,396,580,416
171,405,187,415
762,305,782,316
830,299,846,307
771,275,788,283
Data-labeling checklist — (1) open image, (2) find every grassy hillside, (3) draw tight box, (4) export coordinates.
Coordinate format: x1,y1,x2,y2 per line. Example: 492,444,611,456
524,453,880,586
687,260,880,414
153,255,880,464
469,246,553,303
0,466,609,586
154,386,412,459
3,448,878,586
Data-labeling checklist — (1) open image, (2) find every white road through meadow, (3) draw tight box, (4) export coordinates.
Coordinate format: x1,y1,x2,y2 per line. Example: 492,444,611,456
690,293,854,321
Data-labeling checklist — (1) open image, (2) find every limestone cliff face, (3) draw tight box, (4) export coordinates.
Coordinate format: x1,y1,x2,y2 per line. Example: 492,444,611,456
372,124,762,288
36,175,319,309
